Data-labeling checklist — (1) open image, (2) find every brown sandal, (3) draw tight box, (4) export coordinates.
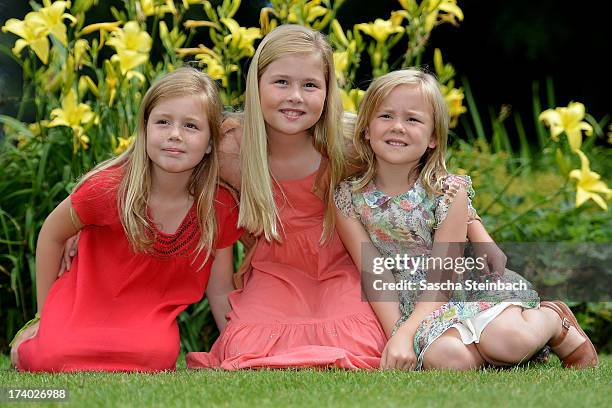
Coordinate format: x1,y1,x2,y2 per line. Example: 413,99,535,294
540,301,598,369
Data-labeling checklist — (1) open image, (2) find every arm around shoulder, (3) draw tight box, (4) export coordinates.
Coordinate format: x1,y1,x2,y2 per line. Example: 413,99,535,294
218,116,243,192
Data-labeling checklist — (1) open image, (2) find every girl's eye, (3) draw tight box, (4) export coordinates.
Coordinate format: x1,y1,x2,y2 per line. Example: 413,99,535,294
275,79,288,85
378,114,391,119
185,123,198,129
156,119,170,125
407,117,420,123
304,82,318,89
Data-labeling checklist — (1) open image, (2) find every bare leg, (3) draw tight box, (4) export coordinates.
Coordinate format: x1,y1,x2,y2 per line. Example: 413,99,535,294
9,322,39,369
475,305,585,365
422,328,485,370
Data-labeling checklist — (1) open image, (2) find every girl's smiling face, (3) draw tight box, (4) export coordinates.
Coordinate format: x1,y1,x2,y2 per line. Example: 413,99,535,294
366,84,436,168
146,94,211,177
258,52,327,139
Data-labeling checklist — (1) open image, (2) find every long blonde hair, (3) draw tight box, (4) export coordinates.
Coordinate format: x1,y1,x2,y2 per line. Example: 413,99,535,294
239,24,345,242
75,67,223,263
352,69,449,196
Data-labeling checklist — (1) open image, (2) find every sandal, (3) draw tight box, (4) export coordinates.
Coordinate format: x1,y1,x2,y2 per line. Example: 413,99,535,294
540,301,598,369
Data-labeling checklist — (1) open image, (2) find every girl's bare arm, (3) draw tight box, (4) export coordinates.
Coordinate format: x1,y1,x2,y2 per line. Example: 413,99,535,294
36,196,83,312
206,246,235,331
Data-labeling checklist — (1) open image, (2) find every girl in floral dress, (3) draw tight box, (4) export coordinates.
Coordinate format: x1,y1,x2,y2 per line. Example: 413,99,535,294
334,69,598,370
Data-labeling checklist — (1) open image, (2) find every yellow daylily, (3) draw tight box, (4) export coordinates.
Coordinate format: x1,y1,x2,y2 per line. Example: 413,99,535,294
114,135,134,154
175,45,217,57
104,60,119,106
539,102,593,152
159,0,177,15
333,51,349,85
183,20,222,30
259,7,277,35
158,21,186,49
2,14,50,63
72,0,99,14
221,18,262,58
182,0,205,9
29,0,76,47
340,88,365,113
288,1,328,24
79,21,122,48
138,0,177,17
79,21,122,35
28,121,48,137
47,88,96,150
196,52,238,87
78,74,100,98
107,21,152,54
139,0,156,16
356,19,404,44
423,0,464,33
76,133,90,150
440,85,466,128
569,150,612,210
110,49,149,75
331,19,349,47
107,21,152,74
391,10,408,27
73,38,90,68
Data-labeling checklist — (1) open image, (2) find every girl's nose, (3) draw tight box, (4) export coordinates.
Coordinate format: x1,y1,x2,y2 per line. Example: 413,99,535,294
168,124,182,140
287,85,304,103
391,120,406,133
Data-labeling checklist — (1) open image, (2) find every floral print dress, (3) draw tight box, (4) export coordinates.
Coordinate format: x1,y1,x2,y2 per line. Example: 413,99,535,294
334,174,540,368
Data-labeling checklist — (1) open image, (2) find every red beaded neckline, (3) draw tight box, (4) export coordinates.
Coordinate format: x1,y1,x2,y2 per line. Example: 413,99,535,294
150,204,200,258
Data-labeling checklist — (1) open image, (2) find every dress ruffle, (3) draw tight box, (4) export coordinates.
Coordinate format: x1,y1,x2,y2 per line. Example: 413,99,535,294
187,312,384,370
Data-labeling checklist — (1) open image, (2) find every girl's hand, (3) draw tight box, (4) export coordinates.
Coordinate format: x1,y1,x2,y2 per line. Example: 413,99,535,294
475,241,507,276
466,220,507,275
219,116,243,191
10,320,40,369
58,231,80,276
380,324,417,370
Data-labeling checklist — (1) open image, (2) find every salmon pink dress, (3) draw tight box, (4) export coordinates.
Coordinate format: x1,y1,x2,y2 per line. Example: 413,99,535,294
17,169,241,372
186,169,386,370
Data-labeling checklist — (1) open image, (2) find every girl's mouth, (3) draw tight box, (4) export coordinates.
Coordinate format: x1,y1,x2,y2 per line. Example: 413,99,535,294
385,140,408,147
162,148,185,154
280,109,305,119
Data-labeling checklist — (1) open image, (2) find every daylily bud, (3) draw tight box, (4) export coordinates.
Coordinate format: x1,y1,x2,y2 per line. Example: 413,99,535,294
331,19,349,47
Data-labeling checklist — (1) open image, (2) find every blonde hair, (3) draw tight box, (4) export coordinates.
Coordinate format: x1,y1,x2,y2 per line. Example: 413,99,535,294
352,68,449,196
75,67,223,264
239,24,345,242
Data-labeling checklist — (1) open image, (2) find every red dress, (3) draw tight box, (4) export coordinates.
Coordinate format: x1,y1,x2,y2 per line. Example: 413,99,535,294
186,169,386,369
17,169,241,372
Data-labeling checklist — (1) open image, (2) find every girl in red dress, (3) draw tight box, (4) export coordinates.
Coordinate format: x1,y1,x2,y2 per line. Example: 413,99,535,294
10,67,242,372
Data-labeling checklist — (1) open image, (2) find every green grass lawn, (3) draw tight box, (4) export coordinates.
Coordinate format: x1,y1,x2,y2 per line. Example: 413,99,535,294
0,354,609,408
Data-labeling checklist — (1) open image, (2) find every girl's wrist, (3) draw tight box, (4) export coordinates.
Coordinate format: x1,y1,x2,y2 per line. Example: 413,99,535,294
390,316,417,338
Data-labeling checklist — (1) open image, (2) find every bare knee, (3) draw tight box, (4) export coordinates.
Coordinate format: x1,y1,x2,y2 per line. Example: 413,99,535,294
478,325,541,364
423,340,482,371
